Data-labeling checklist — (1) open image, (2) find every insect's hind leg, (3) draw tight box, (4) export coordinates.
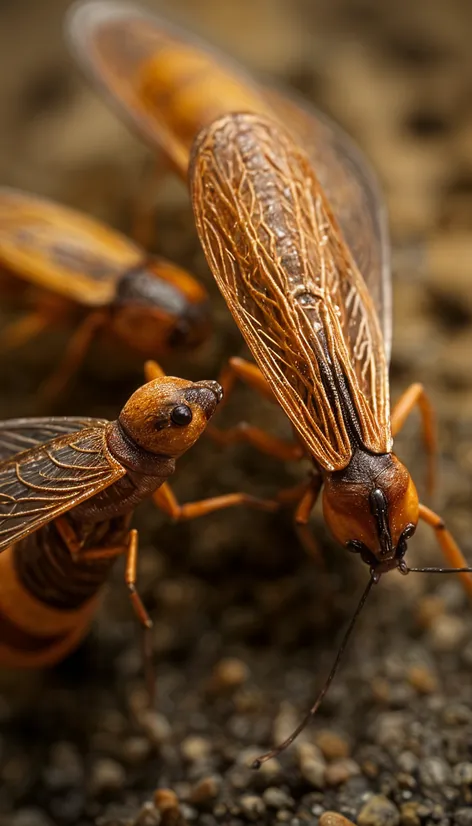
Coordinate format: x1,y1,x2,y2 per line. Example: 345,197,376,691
391,383,437,497
38,310,107,405
0,310,50,352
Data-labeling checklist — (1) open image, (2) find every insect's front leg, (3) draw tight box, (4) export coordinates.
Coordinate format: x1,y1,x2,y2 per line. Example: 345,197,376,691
153,481,278,521
208,357,303,462
391,383,436,497
418,504,472,598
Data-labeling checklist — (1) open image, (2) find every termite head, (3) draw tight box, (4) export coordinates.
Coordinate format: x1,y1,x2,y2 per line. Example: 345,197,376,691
322,451,419,575
111,261,210,355
118,376,223,458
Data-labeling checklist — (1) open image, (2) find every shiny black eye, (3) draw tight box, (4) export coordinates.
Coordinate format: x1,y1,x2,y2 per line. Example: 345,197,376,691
170,404,193,426
347,540,364,554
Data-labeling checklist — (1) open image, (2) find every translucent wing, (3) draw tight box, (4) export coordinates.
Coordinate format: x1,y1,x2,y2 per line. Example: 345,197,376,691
0,188,143,306
191,113,392,472
66,2,276,174
66,1,391,356
0,422,125,552
0,417,107,462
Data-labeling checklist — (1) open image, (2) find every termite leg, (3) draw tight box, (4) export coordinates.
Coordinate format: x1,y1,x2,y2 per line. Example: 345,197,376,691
153,481,278,521
39,310,107,404
144,359,166,382
293,474,324,564
124,528,155,702
391,383,437,497
0,310,50,352
209,422,305,462
55,516,84,561
208,357,303,461
418,503,472,598
214,357,274,412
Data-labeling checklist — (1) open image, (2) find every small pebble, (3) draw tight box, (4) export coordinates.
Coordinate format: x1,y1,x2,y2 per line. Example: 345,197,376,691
315,731,350,761
400,801,422,826
407,665,438,694
429,614,465,652
138,710,172,746
188,775,221,805
358,794,400,826
320,813,356,826
154,789,182,826
10,810,54,826
88,758,126,796
262,787,294,809
418,757,451,788
180,736,211,763
325,759,360,787
452,762,472,787
207,657,250,693
297,742,326,789
122,736,152,765
239,794,266,821
454,809,472,826
132,802,161,826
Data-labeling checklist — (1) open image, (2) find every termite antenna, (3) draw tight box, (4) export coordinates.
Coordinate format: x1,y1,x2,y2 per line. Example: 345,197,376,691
251,574,376,769
406,566,472,574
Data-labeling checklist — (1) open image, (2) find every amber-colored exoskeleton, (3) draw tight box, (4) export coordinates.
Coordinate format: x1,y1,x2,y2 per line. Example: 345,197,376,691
65,0,387,298
0,188,210,399
0,360,273,673
189,112,472,763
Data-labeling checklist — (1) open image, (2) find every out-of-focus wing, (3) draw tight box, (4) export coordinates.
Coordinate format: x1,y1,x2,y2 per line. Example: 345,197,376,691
0,188,143,306
0,417,107,462
191,113,392,472
66,0,274,174
66,2,391,354
0,422,125,552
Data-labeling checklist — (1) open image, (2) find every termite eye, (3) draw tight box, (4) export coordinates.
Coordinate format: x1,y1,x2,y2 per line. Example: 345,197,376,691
170,404,193,426
347,540,364,554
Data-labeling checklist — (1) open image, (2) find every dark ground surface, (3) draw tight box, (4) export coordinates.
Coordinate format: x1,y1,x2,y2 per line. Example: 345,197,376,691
0,0,471,824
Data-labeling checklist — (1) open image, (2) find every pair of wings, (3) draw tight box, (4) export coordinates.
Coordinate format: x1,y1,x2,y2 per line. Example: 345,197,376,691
66,1,393,472
0,418,125,553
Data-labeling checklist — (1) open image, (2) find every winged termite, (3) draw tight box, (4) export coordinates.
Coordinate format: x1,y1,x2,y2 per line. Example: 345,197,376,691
0,188,210,400
189,111,472,764
0,360,274,673
65,0,389,316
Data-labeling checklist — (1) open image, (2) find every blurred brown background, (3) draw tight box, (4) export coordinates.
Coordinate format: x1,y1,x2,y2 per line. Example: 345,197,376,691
0,2,471,825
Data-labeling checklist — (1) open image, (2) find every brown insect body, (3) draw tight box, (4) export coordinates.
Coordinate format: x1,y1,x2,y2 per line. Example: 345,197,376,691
0,375,222,668
191,113,418,573
0,188,210,396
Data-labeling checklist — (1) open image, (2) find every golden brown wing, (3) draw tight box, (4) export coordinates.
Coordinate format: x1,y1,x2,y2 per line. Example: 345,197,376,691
0,422,125,552
0,188,143,306
190,113,392,472
0,417,107,462
264,88,392,360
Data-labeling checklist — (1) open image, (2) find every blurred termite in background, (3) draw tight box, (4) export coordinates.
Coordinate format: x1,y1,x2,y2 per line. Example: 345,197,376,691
189,111,472,764
0,189,210,400
65,0,387,295
0,360,274,679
